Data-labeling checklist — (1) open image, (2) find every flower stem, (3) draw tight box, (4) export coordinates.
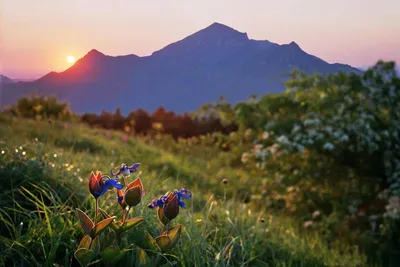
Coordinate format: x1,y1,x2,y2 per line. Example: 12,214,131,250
94,198,98,225
121,207,125,222
126,208,130,221
123,207,130,225
88,238,93,250
223,186,226,205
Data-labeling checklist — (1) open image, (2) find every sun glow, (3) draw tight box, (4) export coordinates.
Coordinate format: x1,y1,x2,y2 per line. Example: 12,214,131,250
66,55,75,63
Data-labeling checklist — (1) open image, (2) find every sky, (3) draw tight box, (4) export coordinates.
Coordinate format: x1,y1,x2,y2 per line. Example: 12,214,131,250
1,0,399,79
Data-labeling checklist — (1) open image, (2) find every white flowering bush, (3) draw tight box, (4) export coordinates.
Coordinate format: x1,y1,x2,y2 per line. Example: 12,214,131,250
253,61,400,203
285,62,399,198
236,61,400,262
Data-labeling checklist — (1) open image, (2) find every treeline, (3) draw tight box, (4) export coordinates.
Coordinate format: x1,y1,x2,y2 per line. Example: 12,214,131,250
81,106,237,138
3,95,238,138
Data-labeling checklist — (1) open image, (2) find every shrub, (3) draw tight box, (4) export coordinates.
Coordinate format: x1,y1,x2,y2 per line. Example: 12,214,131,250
8,95,73,121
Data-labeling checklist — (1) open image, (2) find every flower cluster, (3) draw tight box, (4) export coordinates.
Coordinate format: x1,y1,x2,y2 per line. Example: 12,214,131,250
75,162,193,266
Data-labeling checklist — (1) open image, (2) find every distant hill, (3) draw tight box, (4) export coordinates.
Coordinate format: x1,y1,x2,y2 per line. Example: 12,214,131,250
12,78,37,82
1,22,361,114
0,75,15,84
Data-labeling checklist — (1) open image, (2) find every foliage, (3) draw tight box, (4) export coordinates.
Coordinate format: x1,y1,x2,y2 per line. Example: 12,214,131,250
149,60,400,265
237,61,400,265
0,116,366,266
81,106,237,139
5,95,74,121
73,163,191,266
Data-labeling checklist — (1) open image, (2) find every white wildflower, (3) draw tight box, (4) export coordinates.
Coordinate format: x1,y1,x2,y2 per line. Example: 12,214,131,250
262,131,270,140
292,124,301,133
384,196,400,219
268,144,280,155
241,152,249,163
323,142,334,151
304,221,313,228
287,186,295,192
253,144,263,154
312,210,321,219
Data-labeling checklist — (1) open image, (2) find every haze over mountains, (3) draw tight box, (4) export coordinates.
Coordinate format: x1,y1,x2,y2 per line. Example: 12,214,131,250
0,75,15,84
1,22,361,114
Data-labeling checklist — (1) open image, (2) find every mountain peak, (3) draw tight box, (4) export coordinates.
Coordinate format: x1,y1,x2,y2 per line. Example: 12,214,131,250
281,41,304,53
288,41,300,48
74,49,107,65
207,22,235,31
191,22,249,42
151,22,249,57
83,49,106,59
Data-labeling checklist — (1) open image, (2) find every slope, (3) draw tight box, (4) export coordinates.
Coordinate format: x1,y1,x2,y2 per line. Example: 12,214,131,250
0,74,14,84
0,116,367,266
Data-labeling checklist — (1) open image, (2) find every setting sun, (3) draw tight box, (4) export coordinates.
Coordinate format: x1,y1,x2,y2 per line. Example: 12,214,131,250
66,55,75,63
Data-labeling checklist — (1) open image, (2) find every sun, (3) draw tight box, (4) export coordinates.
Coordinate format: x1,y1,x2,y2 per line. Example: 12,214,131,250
66,55,76,64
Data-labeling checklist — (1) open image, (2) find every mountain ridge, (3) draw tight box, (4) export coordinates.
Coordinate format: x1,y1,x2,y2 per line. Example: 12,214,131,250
0,74,15,84
1,22,361,114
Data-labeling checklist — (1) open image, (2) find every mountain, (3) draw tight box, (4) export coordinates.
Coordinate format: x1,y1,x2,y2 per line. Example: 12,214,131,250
1,22,360,114
0,75,15,84
12,78,37,82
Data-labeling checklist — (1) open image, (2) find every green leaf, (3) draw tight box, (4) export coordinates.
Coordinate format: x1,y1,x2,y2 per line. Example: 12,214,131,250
78,235,100,255
76,209,94,237
123,216,144,231
93,217,116,237
98,208,119,232
157,207,170,226
78,235,91,249
165,224,182,248
98,208,111,218
102,231,117,249
135,247,151,267
155,235,172,252
74,248,95,267
143,231,160,251
99,245,125,264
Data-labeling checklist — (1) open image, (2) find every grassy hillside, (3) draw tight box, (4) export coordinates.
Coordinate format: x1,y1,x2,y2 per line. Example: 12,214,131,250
0,116,367,266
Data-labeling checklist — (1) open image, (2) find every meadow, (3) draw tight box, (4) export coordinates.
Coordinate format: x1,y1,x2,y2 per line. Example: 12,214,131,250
0,61,399,266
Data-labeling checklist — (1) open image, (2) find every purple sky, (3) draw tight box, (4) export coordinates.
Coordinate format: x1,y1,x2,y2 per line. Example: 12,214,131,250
2,0,399,79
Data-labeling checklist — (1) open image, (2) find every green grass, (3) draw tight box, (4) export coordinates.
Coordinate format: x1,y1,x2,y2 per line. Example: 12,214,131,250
0,117,369,266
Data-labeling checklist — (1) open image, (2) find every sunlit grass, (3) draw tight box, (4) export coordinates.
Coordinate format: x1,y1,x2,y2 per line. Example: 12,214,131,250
0,116,368,266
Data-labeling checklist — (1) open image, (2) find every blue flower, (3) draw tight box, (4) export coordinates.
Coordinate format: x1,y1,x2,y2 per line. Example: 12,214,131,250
148,195,168,209
110,163,140,178
148,188,192,209
149,188,192,222
89,171,123,199
174,188,192,208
